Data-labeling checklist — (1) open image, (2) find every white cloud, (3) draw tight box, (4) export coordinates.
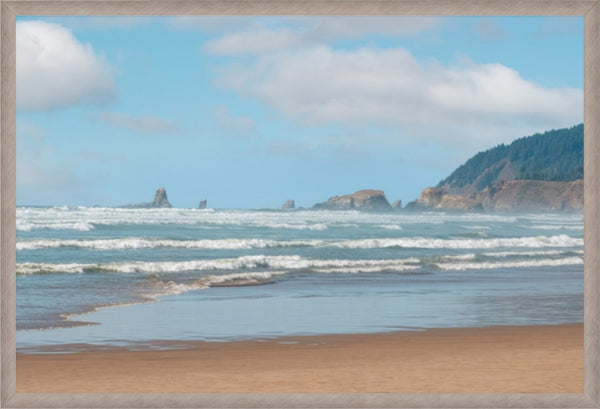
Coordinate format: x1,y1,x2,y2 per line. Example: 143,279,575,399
94,112,180,134
202,16,439,55
213,46,583,147
17,21,115,111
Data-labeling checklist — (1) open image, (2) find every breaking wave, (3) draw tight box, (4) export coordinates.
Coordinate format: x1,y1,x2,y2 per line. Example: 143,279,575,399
16,255,422,275
16,250,583,276
436,257,583,271
17,234,582,251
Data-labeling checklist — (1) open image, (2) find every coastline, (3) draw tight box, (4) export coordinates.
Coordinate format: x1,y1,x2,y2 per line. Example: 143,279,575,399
17,323,583,393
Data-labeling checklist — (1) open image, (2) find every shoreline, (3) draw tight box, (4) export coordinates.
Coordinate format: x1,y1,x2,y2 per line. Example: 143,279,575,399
17,323,583,393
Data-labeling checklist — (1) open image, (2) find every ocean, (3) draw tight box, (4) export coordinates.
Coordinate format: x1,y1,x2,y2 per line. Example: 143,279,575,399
16,206,583,352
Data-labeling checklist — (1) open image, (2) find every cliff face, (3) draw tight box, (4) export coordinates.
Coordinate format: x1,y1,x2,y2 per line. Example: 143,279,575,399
409,180,582,212
313,190,392,211
480,180,583,212
407,187,482,211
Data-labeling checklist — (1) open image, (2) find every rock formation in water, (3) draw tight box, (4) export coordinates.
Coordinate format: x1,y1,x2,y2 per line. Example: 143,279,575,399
121,187,172,208
391,200,402,209
282,199,295,210
313,190,392,211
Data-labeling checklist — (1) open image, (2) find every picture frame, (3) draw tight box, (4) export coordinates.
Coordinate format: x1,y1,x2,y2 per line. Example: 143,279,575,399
1,1,599,408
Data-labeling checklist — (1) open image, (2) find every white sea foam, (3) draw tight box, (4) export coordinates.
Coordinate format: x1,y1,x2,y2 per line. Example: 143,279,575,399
436,256,583,271
16,238,325,251
481,249,583,258
376,224,403,230
16,207,353,231
15,255,422,275
17,220,95,232
312,264,421,274
151,271,286,296
16,234,583,252
462,225,492,230
431,249,583,262
18,206,582,232
330,235,582,249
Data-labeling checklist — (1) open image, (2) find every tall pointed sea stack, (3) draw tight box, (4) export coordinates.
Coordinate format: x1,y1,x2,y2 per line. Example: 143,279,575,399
152,187,172,208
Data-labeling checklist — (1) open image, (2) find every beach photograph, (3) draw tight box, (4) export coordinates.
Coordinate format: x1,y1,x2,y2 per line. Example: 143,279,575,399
15,15,584,393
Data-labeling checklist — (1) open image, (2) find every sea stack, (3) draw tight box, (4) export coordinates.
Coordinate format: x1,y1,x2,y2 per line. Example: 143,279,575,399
282,199,295,210
313,190,392,211
120,187,173,208
198,199,207,209
391,200,402,209
152,187,172,208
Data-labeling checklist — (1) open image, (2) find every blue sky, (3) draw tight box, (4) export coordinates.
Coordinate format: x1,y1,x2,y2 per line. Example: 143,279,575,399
16,16,583,208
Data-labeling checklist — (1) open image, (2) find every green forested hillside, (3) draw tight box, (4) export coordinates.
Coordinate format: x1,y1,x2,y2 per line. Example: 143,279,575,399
437,124,583,191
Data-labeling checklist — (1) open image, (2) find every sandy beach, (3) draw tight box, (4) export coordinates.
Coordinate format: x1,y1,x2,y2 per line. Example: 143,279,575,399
17,324,582,393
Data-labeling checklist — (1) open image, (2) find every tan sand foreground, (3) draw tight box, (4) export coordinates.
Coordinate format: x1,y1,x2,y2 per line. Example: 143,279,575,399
16,324,582,393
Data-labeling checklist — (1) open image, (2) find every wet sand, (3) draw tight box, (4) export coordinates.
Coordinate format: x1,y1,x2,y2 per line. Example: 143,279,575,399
17,324,583,393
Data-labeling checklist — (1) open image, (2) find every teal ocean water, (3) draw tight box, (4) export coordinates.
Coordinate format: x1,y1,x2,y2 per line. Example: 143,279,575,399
16,207,583,352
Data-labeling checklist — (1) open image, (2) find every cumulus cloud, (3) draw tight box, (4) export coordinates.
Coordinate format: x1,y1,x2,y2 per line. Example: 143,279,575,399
200,16,439,55
213,46,582,146
94,112,180,135
17,21,115,111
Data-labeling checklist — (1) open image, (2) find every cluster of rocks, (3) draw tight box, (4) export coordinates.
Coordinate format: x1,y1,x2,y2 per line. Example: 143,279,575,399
121,188,208,210
122,179,584,213
122,188,402,213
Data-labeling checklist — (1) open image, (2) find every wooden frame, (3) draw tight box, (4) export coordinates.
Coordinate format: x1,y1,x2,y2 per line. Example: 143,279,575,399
1,1,599,407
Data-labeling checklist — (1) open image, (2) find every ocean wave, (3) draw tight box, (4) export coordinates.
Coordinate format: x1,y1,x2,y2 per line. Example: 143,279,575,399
482,249,583,258
330,234,582,249
436,256,583,271
16,238,325,251
376,224,403,230
15,255,422,275
15,249,583,276
418,249,582,263
17,234,582,252
17,221,95,232
152,271,287,295
532,225,584,231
